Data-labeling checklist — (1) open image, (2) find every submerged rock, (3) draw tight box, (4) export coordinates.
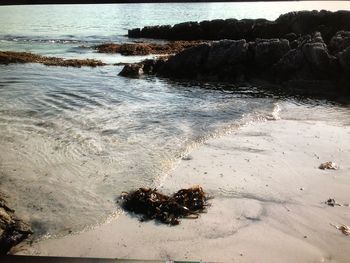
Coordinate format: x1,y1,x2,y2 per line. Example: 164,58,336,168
118,63,144,77
118,58,167,77
0,193,33,254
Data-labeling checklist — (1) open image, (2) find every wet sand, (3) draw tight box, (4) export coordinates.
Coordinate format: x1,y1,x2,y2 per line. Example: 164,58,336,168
15,118,350,262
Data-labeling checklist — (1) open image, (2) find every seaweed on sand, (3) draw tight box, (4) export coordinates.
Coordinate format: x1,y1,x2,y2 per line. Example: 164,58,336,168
120,186,210,225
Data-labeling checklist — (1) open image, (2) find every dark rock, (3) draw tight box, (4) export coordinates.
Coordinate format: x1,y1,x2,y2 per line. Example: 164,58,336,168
204,40,250,81
120,31,350,96
276,10,350,42
338,46,350,72
200,19,226,40
276,10,325,35
273,48,306,79
252,20,289,39
118,59,168,77
155,40,250,81
142,58,167,75
138,25,173,40
205,40,249,70
302,41,336,74
154,25,172,39
141,26,161,39
128,10,350,42
329,31,350,54
118,63,144,77
283,32,298,42
158,43,211,78
290,40,300,49
0,194,32,254
128,28,141,38
171,22,203,40
229,19,255,40
254,38,290,67
216,19,237,39
273,32,340,82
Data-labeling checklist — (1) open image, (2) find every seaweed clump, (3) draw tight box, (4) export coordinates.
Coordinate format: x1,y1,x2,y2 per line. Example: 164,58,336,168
0,51,105,67
95,41,206,56
120,186,209,225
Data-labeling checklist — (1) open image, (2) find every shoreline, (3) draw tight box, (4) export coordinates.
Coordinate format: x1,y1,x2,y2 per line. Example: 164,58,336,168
14,117,350,262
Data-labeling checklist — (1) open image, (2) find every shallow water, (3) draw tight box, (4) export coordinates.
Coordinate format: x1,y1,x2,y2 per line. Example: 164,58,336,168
0,63,276,237
0,2,349,239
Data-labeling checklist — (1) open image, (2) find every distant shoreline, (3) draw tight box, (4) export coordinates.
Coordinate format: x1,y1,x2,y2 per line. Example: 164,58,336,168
0,0,305,6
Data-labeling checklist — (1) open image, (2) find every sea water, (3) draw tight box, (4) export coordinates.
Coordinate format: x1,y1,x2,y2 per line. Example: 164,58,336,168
0,2,349,239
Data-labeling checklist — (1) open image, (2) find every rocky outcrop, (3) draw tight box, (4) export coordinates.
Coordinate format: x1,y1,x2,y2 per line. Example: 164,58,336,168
130,38,292,81
120,31,350,95
95,41,206,56
128,10,350,43
0,193,32,254
0,51,105,67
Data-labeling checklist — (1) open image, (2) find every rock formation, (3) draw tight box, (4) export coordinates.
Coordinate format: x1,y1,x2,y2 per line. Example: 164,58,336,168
0,193,32,254
128,10,350,43
120,30,350,95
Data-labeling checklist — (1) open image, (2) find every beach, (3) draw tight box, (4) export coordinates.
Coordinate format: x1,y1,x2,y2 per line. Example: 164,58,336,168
15,116,350,262
1,2,350,260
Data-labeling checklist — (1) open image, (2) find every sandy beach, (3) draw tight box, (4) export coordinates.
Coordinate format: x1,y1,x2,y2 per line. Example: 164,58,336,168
13,116,350,262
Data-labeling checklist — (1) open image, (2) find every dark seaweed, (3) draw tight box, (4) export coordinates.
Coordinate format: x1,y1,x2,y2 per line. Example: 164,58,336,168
120,186,209,225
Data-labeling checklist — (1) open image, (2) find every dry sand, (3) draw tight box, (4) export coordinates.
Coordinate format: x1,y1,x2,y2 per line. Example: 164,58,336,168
15,118,350,262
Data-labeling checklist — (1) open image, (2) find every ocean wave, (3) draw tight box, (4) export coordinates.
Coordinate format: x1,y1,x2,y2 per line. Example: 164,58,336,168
0,34,126,45
0,35,86,44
